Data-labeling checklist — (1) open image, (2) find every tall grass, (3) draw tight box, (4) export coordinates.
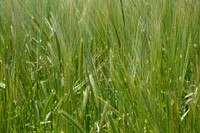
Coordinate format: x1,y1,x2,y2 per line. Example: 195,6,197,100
0,0,199,132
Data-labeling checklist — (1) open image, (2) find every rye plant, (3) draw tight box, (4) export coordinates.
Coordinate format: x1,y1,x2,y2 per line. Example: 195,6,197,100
0,0,199,132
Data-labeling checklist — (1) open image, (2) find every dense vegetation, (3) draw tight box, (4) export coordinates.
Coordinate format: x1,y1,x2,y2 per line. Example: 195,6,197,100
0,0,200,132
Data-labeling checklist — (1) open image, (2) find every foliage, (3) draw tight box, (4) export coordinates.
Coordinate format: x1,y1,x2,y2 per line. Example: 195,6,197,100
0,0,200,132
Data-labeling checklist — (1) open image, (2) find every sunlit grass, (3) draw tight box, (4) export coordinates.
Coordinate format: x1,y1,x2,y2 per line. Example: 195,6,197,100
0,0,200,132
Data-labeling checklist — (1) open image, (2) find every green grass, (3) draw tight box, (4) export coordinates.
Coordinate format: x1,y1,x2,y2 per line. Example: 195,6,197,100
0,0,200,132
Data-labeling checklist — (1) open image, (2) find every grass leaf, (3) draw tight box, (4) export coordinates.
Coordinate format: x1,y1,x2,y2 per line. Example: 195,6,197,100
58,109,86,133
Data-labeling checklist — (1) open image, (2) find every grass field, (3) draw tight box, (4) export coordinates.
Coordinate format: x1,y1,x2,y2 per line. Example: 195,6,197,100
0,0,200,132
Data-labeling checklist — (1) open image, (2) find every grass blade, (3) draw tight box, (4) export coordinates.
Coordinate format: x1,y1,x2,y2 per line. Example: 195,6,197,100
89,74,99,108
42,89,56,115
58,109,86,133
99,101,109,132
107,113,119,133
